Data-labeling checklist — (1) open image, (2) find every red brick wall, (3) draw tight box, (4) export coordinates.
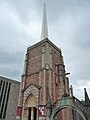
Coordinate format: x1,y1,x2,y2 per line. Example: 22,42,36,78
25,73,39,88
52,47,63,71
26,46,42,75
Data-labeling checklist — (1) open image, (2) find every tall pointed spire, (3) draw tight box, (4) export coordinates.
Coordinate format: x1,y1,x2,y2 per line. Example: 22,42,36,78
41,3,48,40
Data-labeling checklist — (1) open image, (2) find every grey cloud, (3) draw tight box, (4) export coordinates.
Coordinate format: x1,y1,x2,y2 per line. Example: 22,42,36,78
4,0,38,24
0,49,24,64
0,65,21,80
0,44,24,79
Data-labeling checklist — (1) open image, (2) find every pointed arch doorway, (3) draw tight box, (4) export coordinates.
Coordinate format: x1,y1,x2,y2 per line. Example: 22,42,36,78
25,94,37,120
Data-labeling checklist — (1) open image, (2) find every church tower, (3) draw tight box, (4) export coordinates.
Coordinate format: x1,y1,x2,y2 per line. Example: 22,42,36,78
17,3,71,120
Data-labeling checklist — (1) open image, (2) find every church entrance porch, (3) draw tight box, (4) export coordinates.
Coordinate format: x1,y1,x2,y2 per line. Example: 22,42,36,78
22,94,38,120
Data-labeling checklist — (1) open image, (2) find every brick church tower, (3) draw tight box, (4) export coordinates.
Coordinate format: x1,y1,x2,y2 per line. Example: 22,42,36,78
17,3,72,120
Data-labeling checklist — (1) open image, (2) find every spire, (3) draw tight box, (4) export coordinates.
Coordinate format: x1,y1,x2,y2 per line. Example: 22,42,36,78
41,3,48,40
84,88,89,101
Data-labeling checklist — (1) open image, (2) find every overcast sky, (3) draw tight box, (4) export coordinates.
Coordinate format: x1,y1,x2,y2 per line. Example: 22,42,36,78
0,0,90,100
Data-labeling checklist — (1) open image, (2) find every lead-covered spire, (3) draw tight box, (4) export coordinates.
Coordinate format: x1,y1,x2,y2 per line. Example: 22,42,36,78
41,3,48,40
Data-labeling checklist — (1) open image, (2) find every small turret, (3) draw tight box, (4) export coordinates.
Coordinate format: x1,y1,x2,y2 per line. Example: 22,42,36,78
84,88,89,101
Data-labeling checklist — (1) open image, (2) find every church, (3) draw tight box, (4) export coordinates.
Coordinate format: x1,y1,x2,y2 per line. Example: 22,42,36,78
16,3,90,120
16,3,72,120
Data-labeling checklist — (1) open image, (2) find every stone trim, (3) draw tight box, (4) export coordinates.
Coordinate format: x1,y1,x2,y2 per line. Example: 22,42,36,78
27,38,61,53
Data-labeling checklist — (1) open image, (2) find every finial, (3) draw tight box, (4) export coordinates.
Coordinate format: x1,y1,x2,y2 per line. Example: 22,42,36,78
41,3,48,40
84,88,89,101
